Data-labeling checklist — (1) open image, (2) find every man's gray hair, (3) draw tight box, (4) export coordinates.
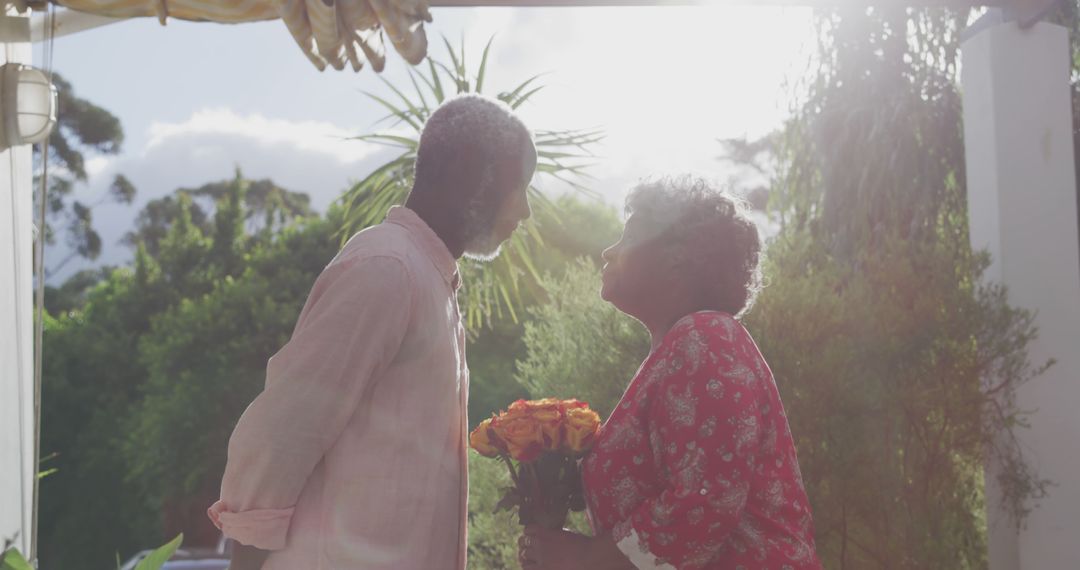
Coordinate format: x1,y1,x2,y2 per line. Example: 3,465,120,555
415,94,533,192
626,174,764,317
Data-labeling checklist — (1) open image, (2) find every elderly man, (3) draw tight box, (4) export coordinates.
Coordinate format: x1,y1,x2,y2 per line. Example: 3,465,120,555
208,94,536,570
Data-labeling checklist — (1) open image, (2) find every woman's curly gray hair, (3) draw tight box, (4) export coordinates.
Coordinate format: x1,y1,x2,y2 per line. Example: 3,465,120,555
626,175,764,318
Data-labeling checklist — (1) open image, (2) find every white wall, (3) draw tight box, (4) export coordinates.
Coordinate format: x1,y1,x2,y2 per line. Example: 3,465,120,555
0,12,34,559
962,19,1080,570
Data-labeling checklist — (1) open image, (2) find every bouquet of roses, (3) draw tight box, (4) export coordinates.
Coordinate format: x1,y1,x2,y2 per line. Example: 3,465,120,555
469,398,601,529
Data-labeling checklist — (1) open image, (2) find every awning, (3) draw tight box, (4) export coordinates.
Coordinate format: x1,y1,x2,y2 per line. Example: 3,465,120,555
51,0,432,71
39,0,1009,73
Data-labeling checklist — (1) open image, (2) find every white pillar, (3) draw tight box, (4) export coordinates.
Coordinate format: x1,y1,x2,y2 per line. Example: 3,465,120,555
962,18,1080,570
0,11,34,559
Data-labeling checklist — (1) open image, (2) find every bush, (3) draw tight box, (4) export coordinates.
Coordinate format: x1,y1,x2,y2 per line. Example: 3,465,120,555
514,259,649,418
467,452,522,570
467,448,591,570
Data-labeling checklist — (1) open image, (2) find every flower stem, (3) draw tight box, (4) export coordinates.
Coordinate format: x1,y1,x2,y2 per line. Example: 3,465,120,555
500,453,520,487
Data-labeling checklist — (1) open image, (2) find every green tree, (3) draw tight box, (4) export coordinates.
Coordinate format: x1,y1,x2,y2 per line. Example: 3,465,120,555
514,259,649,419
466,452,521,570
39,183,232,567
39,172,324,569
42,265,114,315
728,6,1051,568
40,73,136,277
338,37,603,330
124,214,339,541
123,177,312,256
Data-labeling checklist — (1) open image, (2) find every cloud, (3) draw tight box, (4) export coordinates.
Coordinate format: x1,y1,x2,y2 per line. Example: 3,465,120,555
46,6,815,281
47,108,395,283
145,108,378,165
84,156,112,179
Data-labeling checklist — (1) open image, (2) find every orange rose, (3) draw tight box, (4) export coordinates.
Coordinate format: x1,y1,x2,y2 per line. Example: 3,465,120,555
534,397,563,408
564,406,601,455
469,418,503,458
507,398,558,413
492,411,545,462
503,399,564,451
560,399,588,412
535,408,564,451
526,399,565,450
506,399,532,414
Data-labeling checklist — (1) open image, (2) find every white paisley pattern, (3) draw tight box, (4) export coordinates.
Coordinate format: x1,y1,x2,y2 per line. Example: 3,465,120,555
582,311,822,570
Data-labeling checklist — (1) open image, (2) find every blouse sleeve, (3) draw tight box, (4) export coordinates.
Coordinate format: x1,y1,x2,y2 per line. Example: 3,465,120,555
613,313,764,570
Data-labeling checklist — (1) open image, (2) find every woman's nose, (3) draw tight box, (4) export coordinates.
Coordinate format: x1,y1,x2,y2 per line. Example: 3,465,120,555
602,244,617,263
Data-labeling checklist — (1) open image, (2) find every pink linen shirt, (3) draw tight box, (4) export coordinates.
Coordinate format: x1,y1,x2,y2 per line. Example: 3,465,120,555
208,206,470,570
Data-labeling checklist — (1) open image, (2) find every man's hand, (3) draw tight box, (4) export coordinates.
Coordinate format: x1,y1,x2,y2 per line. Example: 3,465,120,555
228,543,271,570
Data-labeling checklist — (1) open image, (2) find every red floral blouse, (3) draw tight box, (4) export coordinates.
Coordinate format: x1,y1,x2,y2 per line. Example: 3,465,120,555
582,311,821,570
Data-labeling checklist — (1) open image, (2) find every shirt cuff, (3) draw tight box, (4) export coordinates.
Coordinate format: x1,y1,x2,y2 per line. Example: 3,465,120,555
613,523,677,570
207,500,294,550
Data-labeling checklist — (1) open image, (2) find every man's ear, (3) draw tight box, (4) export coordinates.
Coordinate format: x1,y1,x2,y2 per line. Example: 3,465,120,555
435,148,486,206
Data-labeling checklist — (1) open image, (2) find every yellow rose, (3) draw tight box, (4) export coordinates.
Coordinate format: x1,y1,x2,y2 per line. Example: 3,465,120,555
564,406,601,455
504,399,533,418
469,418,503,458
504,399,563,451
533,406,563,451
492,411,545,462
560,399,588,412
529,399,566,449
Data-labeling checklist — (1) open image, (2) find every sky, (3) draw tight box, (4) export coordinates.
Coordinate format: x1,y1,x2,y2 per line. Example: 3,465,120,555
37,5,817,281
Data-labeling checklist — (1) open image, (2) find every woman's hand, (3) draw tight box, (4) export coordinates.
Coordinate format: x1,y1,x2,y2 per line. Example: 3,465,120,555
517,526,633,570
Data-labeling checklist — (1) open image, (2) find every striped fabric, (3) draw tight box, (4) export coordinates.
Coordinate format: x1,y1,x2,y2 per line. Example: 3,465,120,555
57,0,430,71
60,0,278,22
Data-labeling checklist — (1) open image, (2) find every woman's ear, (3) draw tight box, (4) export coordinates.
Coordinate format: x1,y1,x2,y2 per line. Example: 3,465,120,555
664,246,689,274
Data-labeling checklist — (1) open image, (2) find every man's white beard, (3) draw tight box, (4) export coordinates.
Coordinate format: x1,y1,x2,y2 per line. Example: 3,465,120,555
460,196,504,262
455,190,505,263
462,222,504,262
463,238,503,262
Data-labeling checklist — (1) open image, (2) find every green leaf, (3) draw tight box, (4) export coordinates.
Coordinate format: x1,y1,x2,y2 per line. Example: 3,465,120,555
493,488,522,514
475,35,495,94
407,69,431,114
510,86,545,109
354,134,420,150
133,533,183,570
37,467,58,479
339,36,603,332
501,74,547,107
363,91,421,132
377,74,427,127
459,34,468,84
1,548,33,570
442,36,465,87
433,61,466,93
427,58,445,103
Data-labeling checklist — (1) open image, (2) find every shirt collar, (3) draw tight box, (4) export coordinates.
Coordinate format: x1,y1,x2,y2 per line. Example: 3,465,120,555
386,206,460,290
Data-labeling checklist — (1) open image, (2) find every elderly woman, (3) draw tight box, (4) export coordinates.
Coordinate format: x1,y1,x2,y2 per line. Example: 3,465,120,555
518,176,821,570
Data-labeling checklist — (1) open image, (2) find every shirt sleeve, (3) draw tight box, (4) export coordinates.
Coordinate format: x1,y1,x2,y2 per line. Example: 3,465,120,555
613,314,764,570
207,254,414,550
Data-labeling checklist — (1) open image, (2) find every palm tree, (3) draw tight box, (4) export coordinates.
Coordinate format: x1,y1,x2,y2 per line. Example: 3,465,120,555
338,37,603,331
